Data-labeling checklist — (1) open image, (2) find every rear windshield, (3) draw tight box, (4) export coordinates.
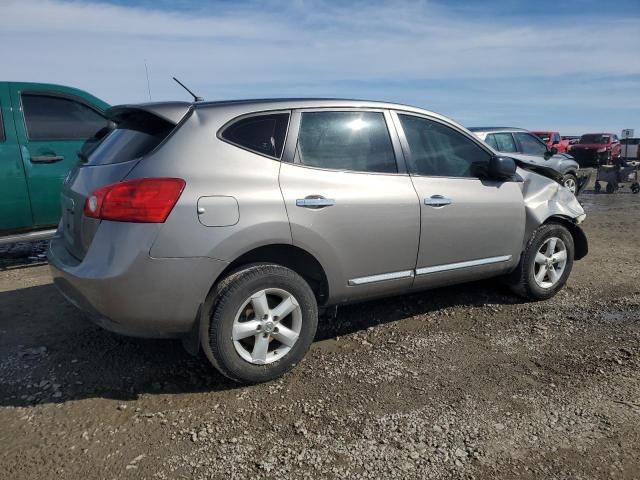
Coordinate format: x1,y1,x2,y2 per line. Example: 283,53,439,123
86,112,174,166
579,134,608,144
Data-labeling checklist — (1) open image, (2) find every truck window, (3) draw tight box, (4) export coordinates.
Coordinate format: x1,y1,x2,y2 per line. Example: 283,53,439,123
21,93,108,141
0,103,4,142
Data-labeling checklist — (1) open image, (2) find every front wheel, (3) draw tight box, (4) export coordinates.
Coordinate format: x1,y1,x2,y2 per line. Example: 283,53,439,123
202,264,318,384
561,173,578,194
506,223,574,301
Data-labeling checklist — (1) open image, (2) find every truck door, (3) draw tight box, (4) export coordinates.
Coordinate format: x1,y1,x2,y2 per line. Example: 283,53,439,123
0,83,32,233
9,84,109,228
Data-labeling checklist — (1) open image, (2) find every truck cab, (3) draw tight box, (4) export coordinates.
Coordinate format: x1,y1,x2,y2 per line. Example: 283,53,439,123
532,131,569,154
0,82,109,243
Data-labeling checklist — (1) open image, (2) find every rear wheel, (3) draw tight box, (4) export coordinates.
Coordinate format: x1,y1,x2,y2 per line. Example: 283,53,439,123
606,182,615,194
594,182,601,193
202,264,318,384
562,173,578,194
506,223,574,301
631,183,640,194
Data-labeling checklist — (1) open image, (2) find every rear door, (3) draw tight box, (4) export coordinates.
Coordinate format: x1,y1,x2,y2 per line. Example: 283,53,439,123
9,84,109,228
392,112,524,289
0,83,32,232
278,109,420,303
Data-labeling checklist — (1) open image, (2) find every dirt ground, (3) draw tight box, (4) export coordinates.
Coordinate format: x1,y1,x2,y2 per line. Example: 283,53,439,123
0,189,639,480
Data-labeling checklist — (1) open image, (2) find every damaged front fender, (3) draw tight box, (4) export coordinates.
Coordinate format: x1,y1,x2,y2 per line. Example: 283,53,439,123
518,168,588,260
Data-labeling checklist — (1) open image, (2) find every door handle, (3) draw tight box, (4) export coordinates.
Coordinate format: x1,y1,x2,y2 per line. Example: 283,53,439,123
296,196,336,208
424,195,452,207
31,155,64,163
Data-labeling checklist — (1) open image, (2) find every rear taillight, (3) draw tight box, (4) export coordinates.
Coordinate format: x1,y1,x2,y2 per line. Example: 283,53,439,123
84,178,185,223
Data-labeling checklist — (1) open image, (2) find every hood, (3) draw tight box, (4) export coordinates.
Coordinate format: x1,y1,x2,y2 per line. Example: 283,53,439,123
510,157,564,183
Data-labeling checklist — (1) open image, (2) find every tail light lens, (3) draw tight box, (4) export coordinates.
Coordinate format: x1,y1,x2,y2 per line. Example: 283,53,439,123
84,178,185,223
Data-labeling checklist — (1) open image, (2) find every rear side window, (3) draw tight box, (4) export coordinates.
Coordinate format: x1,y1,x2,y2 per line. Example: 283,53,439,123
398,114,490,178
21,93,108,140
294,111,397,173
221,113,289,158
488,133,518,153
87,112,173,166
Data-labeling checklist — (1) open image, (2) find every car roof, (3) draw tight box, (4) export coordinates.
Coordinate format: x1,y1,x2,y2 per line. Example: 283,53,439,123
467,127,529,133
194,97,446,117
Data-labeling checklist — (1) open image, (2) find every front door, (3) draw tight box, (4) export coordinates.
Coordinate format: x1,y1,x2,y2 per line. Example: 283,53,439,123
392,112,525,289
9,84,109,228
0,84,32,232
279,109,420,304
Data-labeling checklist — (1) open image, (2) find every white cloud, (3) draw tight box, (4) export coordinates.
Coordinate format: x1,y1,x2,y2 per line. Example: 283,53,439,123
1,0,638,132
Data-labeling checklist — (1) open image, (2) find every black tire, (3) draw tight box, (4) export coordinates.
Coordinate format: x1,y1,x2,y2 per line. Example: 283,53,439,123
594,182,601,193
202,264,318,384
631,183,640,194
606,182,615,194
561,173,578,194
506,223,574,301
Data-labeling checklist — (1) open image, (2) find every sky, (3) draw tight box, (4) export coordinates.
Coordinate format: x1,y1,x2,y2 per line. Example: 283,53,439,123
2,0,639,135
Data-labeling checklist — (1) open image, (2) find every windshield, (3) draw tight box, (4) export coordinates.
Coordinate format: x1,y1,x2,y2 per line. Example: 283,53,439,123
534,132,551,142
579,134,609,144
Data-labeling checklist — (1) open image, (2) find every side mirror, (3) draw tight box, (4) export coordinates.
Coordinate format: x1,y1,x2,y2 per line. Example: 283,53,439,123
488,156,516,180
544,147,558,159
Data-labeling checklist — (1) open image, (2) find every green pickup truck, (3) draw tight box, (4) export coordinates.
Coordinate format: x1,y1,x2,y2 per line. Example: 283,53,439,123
0,82,110,244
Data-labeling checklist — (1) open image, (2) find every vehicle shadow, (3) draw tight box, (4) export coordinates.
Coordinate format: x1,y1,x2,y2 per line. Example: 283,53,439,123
0,280,523,407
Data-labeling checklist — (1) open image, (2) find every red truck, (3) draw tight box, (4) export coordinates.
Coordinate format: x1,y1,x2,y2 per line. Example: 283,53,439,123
567,133,622,168
532,131,570,153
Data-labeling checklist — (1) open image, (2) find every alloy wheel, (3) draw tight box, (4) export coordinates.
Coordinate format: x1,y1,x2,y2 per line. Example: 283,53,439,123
563,177,577,193
533,237,567,289
232,288,302,365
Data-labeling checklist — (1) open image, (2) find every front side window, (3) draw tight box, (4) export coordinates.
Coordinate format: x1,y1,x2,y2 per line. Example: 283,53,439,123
514,132,548,156
553,133,561,143
295,111,397,173
487,133,517,153
398,114,491,177
21,93,108,140
221,113,289,158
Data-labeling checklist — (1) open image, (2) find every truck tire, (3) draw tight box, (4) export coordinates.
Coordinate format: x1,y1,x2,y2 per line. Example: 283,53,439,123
506,223,574,301
202,264,318,384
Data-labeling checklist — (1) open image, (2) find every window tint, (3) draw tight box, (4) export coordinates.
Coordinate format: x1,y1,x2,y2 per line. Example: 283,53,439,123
21,94,107,140
488,133,517,153
295,111,397,173
87,112,172,166
398,114,490,177
514,132,548,156
222,113,289,158
0,105,4,142
553,133,561,143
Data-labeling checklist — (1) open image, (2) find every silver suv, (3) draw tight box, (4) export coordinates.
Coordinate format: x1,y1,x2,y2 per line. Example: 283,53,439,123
469,127,584,194
49,99,588,383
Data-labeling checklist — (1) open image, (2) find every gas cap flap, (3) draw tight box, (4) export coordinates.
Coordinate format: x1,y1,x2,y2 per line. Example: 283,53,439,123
197,196,239,227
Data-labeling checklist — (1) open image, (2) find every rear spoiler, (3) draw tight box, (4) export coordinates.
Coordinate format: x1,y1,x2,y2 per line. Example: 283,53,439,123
107,101,192,125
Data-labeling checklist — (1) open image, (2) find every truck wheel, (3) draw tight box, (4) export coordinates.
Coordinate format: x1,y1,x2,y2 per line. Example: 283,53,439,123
632,183,640,194
202,264,318,384
594,182,601,193
506,223,574,301
606,183,615,194
562,173,578,194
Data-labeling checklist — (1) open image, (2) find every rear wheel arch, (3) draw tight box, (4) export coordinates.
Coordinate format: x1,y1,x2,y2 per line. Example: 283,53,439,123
212,244,330,306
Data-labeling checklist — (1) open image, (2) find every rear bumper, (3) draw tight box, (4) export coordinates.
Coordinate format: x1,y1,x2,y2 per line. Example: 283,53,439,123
48,224,228,338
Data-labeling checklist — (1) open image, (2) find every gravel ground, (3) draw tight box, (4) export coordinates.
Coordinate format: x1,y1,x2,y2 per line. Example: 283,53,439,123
0,190,639,479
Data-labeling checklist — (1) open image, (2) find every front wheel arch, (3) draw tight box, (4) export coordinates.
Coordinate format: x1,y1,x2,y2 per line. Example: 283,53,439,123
544,216,588,260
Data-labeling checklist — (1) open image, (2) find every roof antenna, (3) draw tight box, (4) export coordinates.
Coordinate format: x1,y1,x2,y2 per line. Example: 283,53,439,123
144,59,152,101
172,77,204,102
